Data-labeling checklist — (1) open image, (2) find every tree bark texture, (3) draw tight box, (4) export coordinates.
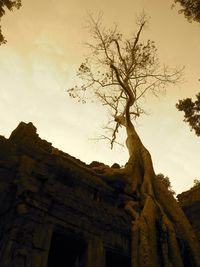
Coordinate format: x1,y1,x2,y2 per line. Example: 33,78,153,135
122,123,200,267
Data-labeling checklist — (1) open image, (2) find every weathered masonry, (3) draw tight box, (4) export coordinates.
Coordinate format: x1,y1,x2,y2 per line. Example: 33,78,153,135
0,122,131,267
0,122,199,267
177,186,200,243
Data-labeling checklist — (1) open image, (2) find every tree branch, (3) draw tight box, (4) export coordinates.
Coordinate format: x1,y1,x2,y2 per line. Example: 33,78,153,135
113,39,128,73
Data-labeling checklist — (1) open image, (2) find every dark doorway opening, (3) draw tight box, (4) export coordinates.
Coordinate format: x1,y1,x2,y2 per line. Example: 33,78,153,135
47,231,87,267
106,249,131,267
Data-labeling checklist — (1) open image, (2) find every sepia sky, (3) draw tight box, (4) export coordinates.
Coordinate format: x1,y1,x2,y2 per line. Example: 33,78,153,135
0,0,200,194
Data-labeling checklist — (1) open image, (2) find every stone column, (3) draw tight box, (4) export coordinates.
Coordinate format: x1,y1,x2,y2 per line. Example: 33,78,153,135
0,214,53,267
86,237,106,267
31,221,53,267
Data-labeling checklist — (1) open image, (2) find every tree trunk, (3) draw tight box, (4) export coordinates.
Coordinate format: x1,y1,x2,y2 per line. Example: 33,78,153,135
123,124,200,267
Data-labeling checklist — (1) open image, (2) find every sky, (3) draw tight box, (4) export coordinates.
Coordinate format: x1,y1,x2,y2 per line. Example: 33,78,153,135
0,0,200,194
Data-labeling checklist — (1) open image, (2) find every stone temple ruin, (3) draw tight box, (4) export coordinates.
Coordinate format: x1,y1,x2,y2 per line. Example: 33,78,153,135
0,122,199,267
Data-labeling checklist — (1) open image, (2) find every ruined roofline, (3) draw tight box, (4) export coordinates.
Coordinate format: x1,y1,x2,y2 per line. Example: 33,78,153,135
7,121,119,173
2,122,200,199
8,121,93,169
0,121,126,194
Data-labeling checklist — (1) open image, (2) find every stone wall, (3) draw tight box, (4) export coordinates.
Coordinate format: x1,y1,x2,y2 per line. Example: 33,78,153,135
177,186,200,242
0,122,199,267
0,122,131,267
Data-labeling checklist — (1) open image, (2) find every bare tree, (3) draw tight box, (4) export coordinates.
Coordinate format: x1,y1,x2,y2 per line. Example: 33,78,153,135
68,13,182,148
68,13,200,267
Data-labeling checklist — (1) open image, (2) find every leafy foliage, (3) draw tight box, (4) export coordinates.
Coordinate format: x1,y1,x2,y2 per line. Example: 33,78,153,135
176,92,200,136
0,0,21,45
156,173,176,195
191,179,200,189
173,0,200,22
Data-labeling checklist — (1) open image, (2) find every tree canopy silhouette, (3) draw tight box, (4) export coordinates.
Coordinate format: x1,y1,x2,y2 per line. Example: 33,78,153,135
69,13,200,267
173,0,200,22
173,0,200,138
176,92,200,136
0,0,21,45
